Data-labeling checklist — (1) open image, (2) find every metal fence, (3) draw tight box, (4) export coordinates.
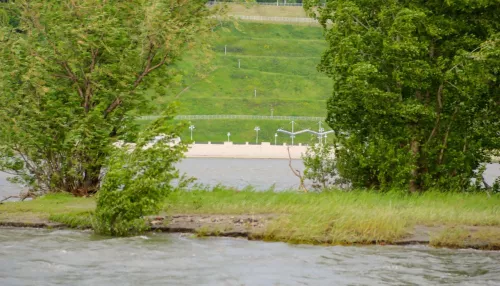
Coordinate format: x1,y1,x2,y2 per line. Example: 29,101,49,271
140,115,325,121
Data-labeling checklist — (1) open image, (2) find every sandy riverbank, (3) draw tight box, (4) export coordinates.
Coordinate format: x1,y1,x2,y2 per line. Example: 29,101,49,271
185,142,308,159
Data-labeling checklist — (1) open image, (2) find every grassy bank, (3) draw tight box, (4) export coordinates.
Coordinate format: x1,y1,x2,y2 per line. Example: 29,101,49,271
155,22,329,115
1,189,500,248
146,21,331,143
226,3,308,18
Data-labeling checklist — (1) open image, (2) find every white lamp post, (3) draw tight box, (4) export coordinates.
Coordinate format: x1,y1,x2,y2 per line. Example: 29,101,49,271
275,133,278,145
189,125,195,141
227,132,231,142
254,126,260,144
319,127,324,144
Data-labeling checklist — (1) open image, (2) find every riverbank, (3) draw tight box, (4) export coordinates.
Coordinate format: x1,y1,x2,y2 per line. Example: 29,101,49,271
1,190,500,250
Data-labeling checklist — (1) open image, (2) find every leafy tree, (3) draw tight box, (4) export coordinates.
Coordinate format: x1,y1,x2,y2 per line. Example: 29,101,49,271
302,143,338,190
0,0,218,195
93,106,186,236
305,0,500,192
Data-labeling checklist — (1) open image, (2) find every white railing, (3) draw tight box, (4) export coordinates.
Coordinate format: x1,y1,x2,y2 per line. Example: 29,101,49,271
140,114,325,121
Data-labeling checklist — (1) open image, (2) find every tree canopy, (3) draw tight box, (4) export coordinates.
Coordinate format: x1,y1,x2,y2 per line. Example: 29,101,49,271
305,0,500,191
0,0,218,195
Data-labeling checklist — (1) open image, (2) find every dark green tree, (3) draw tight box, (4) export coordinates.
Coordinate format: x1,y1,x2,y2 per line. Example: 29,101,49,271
0,0,218,195
305,0,500,192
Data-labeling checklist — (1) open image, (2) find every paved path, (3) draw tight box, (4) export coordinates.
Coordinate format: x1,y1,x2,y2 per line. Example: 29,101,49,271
186,142,307,159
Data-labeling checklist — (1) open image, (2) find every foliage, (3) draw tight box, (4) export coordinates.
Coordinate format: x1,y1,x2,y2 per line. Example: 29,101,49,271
305,0,500,192
0,0,218,195
93,108,187,236
302,143,338,190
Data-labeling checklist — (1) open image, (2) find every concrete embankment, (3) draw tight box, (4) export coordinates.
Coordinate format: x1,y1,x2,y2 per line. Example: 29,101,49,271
185,142,308,159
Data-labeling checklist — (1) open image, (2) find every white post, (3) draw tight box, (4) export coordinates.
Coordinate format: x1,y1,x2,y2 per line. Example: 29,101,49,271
227,132,230,142
271,108,274,117
224,45,227,55
238,59,241,68
291,120,295,146
189,125,195,141
254,126,260,144
254,88,257,98
277,0,279,6
275,133,278,145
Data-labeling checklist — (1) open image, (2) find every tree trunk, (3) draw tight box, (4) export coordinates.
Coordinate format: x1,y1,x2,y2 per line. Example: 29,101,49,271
79,164,102,196
409,139,420,193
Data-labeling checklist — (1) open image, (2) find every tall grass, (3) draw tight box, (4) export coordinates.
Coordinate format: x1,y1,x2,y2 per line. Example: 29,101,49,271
164,189,500,244
3,189,498,246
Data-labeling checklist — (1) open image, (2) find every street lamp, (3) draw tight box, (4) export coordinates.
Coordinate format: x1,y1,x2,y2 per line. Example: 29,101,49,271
290,120,295,145
227,132,231,142
254,126,260,144
318,127,324,144
275,133,278,145
189,125,195,141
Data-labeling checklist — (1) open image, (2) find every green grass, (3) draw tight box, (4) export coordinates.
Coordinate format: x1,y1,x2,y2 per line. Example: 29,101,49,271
226,3,309,18
145,21,331,143
137,118,331,144
0,193,94,226
164,189,500,244
173,97,327,116
2,190,500,247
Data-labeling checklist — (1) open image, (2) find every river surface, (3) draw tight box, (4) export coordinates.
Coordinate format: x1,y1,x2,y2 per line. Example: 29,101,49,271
1,160,500,285
1,228,500,286
1,159,499,196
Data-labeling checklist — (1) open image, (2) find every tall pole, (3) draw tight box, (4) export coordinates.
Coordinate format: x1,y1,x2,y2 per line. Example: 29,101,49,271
318,121,323,145
189,125,195,141
291,120,295,146
275,133,277,145
224,45,227,55
238,59,240,68
254,126,260,144
227,132,230,142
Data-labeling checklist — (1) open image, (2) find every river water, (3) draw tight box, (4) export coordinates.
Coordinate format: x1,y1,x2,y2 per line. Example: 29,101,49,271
1,159,499,195
1,229,500,286
1,159,500,285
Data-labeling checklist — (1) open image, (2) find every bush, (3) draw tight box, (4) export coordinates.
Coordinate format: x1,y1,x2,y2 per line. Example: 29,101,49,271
93,109,186,236
302,143,342,190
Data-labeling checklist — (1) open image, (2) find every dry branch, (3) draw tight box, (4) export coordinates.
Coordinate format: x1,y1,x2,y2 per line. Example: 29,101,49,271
287,146,308,193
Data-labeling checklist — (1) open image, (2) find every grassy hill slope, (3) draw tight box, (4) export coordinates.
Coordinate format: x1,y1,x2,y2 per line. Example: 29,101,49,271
150,21,331,143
